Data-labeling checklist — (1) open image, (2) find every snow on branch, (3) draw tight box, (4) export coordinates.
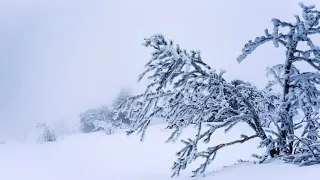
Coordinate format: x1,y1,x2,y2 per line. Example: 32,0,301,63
191,134,259,176
237,2,320,67
140,34,213,92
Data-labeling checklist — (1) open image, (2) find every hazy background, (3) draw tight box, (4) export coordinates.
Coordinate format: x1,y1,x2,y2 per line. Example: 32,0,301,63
0,0,318,140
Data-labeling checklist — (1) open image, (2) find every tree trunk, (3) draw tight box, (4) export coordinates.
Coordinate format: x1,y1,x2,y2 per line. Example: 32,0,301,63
281,41,297,154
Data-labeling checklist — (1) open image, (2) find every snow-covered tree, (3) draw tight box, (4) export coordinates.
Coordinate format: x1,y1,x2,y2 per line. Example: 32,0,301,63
111,88,132,126
79,88,133,133
111,88,132,110
115,34,281,176
80,108,101,133
237,3,320,165
115,3,320,177
79,106,113,133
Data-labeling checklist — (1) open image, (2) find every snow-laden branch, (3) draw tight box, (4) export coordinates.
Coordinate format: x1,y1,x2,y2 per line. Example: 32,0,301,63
191,134,259,176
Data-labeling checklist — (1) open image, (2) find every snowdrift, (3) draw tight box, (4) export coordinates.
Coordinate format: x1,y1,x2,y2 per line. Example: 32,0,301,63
0,123,319,180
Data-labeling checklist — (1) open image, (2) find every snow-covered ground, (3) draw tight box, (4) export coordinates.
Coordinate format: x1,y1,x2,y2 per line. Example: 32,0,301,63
0,123,319,180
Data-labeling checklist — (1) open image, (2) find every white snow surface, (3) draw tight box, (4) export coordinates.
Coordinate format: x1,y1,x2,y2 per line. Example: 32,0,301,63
0,123,319,180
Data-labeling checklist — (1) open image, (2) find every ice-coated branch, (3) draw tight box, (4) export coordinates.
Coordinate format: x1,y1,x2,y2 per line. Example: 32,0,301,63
283,134,320,166
237,30,273,63
237,3,320,65
191,134,259,176
140,34,212,92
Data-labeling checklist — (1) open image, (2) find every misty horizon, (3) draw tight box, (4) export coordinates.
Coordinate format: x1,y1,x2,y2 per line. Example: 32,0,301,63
0,0,317,140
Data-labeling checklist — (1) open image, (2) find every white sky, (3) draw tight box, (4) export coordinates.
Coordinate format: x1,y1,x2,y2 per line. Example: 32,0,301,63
0,0,319,139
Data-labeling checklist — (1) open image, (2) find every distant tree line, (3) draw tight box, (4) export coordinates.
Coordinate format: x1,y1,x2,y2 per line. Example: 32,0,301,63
79,88,132,134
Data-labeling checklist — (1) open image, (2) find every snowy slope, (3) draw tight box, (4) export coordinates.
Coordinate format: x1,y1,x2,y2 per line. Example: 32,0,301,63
0,123,319,180
209,160,320,180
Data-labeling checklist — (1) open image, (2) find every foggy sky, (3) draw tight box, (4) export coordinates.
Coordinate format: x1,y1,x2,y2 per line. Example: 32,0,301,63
0,0,318,139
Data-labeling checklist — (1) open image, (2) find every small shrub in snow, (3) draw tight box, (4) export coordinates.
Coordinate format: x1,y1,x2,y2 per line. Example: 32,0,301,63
37,123,57,143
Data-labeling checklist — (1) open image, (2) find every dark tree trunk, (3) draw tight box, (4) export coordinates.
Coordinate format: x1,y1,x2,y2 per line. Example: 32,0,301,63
281,40,297,154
